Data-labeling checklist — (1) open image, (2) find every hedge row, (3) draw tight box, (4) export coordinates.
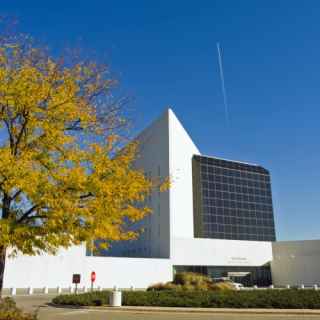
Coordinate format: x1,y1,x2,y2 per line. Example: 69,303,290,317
52,289,320,309
52,291,111,306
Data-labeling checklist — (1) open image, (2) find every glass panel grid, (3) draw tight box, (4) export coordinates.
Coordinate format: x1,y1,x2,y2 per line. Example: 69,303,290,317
193,155,276,242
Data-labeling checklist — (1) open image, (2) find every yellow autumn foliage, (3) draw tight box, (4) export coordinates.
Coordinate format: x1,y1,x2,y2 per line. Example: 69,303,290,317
0,42,168,257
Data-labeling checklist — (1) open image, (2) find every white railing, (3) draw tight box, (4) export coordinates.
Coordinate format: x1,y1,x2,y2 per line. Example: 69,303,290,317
3,284,319,295
2,286,146,296
240,284,319,291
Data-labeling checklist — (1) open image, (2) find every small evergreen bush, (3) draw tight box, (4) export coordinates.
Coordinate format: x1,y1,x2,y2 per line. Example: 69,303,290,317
147,272,234,291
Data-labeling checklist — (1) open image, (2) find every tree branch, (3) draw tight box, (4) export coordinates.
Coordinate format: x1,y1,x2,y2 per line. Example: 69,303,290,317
2,193,11,219
13,111,29,156
17,205,38,223
79,192,94,199
10,189,22,201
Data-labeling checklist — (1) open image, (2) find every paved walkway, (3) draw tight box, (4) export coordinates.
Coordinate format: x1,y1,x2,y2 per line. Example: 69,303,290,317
103,306,320,315
12,295,320,320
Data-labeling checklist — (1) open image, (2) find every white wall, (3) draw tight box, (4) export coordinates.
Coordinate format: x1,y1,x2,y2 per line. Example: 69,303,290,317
172,238,273,267
134,110,171,258
3,245,172,289
168,109,200,241
4,239,274,289
104,109,171,258
105,108,201,259
271,240,320,286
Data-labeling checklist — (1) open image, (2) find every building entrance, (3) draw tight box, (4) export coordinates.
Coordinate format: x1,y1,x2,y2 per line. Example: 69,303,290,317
174,265,272,287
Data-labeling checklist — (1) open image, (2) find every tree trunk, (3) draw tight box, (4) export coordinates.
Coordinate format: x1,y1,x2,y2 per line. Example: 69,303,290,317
0,246,6,298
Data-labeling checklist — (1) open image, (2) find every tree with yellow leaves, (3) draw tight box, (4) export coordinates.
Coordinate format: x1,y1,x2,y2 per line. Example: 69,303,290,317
0,38,166,294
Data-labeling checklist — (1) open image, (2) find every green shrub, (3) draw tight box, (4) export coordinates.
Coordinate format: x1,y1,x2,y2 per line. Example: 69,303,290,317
147,272,229,292
173,272,213,287
52,288,320,309
52,291,110,306
211,282,235,291
0,297,37,320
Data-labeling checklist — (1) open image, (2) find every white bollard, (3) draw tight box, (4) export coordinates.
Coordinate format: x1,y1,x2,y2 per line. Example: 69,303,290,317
300,284,305,289
28,287,33,295
69,286,73,293
253,285,258,289
57,286,62,294
286,284,290,289
83,286,87,293
97,286,102,291
313,284,318,291
43,286,49,294
109,290,122,307
269,285,274,289
10,287,16,296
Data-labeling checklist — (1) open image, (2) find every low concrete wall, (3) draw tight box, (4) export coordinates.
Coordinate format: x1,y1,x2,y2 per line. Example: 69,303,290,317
3,245,173,290
172,238,273,266
8,239,320,290
271,240,320,287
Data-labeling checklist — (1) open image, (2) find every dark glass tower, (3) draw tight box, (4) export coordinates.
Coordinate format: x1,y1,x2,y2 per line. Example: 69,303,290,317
193,155,276,242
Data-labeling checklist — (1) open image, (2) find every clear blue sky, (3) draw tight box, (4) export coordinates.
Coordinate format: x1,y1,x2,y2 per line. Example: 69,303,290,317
2,1,320,241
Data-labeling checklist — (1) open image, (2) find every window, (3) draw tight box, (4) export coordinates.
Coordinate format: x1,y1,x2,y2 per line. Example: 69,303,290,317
193,155,276,241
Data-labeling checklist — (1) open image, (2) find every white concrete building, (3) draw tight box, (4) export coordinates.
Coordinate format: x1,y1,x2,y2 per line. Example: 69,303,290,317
3,109,320,290
103,108,274,286
271,240,320,287
4,246,172,290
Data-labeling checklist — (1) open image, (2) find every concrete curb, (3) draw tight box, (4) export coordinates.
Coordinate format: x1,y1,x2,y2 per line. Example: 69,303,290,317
52,304,320,315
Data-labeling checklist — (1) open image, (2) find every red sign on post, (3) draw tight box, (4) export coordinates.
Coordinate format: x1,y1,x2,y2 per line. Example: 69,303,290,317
72,274,81,294
91,271,96,283
90,271,96,292
72,274,81,284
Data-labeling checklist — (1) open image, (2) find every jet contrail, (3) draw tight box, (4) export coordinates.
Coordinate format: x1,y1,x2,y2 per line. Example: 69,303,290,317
216,42,230,124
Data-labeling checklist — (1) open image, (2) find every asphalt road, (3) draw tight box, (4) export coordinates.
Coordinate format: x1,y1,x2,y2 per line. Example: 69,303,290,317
13,295,320,320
